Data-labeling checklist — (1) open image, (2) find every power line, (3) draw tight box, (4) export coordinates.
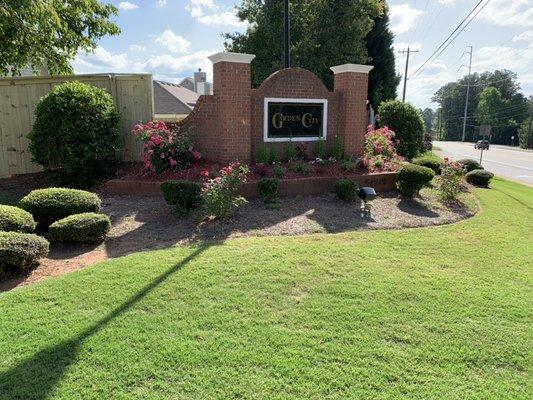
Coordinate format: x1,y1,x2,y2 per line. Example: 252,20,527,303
398,47,419,101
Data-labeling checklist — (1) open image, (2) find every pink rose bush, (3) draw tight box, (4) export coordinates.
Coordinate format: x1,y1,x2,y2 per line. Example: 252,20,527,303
132,121,201,174
201,162,249,219
362,125,403,172
438,157,465,201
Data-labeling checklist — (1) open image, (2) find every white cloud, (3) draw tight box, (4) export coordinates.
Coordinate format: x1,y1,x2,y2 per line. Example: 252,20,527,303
129,44,146,52
155,30,191,53
198,11,247,27
389,4,425,35
186,0,246,27
513,30,533,42
118,1,139,11
472,44,533,72
479,0,533,28
136,51,218,80
438,0,457,5
72,46,129,71
156,0,167,7
186,0,217,18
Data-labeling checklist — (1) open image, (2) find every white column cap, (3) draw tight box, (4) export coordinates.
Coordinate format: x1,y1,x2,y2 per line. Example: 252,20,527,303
330,64,374,74
208,52,256,65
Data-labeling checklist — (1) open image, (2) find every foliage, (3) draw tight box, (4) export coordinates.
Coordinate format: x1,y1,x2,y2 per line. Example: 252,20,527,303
284,143,298,161
361,126,403,172
365,5,400,108
258,178,279,203
341,159,358,173
201,162,249,220
0,1,119,76
255,144,272,165
133,122,201,174
457,158,484,173
28,81,120,188
0,231,49,275
475,87,510,127
438,158,465,201
335,179,358,202
270,148,281,164
272,163,284,178
378,100,424,159
160,180,203,216
331,135,345,160
518,98,532,149
20,188,101,224
420,108,435,133
49,213,111,244
397,164,435,197
0,205,36,233
412,153,443,174
466,169,494,187
432,70,529,143
288,160,312,175
313,139,327,160
224,0,383,90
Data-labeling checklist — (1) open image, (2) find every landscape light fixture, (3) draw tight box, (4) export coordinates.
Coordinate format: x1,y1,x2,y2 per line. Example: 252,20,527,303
358,187,377,214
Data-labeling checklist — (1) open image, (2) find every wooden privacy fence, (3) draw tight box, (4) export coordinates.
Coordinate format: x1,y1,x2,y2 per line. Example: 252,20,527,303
0,73,154,177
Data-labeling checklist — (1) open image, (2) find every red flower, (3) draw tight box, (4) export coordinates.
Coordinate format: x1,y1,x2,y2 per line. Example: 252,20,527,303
200,169,210,178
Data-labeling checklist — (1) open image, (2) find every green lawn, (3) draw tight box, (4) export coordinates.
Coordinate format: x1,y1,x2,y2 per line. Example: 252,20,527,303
0,178,532,399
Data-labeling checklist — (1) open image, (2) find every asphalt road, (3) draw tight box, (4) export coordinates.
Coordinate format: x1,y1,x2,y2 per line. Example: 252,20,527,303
434,141,533,187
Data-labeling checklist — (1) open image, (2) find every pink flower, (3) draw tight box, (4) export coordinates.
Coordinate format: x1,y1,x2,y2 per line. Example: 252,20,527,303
193,150,202,160
160,152,165,159
151,135,163,146
169,158,177,167
200,169,210,178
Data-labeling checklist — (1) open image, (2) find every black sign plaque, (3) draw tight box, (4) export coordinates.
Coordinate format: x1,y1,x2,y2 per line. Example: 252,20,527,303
265,100,326,140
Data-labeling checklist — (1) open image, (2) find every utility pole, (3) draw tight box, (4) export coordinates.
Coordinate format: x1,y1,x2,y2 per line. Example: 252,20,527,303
398,47,419,102
284,0,291,68
461,46,473,142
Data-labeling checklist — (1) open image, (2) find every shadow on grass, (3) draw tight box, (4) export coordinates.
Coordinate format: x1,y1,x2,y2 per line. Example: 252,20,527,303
0,245,209,400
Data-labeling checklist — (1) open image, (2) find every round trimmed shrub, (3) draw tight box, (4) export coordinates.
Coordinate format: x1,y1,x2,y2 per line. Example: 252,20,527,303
458,158,484,173
0,232,49,275
0,205,36,233
335,179,358,202
160,180,202,215
412,155,443,174
49,213,111,243
258,178,279,203
28,81,120,187
378,100,425,160
465,169,494,187
20,188,101,224
397,164,435,197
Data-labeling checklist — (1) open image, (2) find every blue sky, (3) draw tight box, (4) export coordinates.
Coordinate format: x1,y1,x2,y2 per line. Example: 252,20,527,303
73,0,533,109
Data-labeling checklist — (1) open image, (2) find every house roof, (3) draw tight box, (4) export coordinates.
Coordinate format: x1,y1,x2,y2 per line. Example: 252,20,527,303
153,80,199,114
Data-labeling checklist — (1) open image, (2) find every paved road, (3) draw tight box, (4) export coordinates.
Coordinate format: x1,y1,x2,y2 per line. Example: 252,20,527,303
434,141,533,186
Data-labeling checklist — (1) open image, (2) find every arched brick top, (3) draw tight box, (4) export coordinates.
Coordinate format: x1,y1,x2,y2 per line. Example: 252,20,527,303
256,68,330,97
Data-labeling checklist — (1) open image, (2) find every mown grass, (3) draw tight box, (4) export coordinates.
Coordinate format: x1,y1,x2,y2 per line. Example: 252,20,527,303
0,178,531,399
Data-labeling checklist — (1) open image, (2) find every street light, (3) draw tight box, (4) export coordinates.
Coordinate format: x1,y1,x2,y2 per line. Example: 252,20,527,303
284,0,290,68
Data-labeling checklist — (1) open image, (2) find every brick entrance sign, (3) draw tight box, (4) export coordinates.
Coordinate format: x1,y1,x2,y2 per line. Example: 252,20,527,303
177,52,373,164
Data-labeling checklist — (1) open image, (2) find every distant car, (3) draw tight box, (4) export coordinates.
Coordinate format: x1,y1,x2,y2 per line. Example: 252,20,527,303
475,140,489,150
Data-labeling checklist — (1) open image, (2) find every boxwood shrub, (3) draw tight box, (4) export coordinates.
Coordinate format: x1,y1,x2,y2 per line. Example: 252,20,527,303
335,179,358,202
49,213,111,243
0,232,49,275
20,188,101,224
28,81,120,188
412,154,443,174
0,205,36,233
458,158,484,173
397,164,435,197
160,180,202,215
465,169,494,187
258,178,279,203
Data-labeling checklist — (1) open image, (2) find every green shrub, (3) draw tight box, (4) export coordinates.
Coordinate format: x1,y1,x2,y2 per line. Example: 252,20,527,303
335,179,358,202
270,148,281,164
49,213,111,243
258,178,279,203
0,232,49,275
0,205,36,233
397,164,435,197
20,188,101,224
412,155,443,174
331,135,344,160
466,169,494,187
341,159,357,173
272,164,284,178
284,143,297,161
28,81,120,188
313,139,327,159
255,144,271,165
458,158,484,173
289,160,311,174
160,180,202,215
378,100,424,159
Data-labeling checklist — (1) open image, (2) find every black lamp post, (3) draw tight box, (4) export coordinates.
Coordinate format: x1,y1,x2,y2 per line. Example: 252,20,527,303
284,0,291,68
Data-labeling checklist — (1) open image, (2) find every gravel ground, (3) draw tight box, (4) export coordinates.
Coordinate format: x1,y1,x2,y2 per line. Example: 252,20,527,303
0,188,477,291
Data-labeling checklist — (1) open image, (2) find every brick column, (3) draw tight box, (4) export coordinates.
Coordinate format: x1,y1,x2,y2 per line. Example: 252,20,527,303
331,64,373,157
208,52,255,164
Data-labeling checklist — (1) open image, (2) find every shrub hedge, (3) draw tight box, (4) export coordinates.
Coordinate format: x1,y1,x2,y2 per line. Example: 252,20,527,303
20,188,101,224
160,180,202,215
397,164,435,197
49,213,111,243
412,154,443,174
458,158,484,173
28,81,120,187
335,179,358,202
0,205,36,233
258,178,279,203
466,169,494,187
0,232,49,275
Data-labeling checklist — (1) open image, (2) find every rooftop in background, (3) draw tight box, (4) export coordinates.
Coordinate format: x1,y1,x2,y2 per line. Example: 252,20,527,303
153,80,200,119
